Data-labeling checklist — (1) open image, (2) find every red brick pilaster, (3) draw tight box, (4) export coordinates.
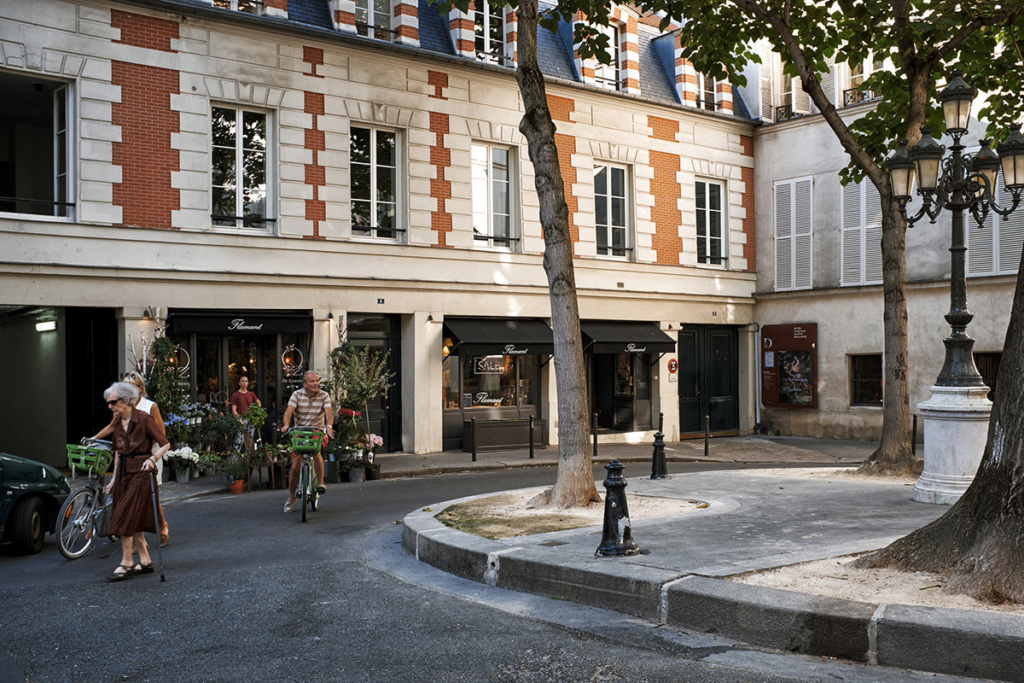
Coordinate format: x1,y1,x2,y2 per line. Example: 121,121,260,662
112,9,178,52
741,165,755,272
303,46,324,78
648,115,682,265
429,112,452,247
304,91,326,239
111,62,180,229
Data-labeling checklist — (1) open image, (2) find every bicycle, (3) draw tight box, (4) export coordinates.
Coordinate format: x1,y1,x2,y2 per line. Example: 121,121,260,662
56,438,115,559
285,427,326,523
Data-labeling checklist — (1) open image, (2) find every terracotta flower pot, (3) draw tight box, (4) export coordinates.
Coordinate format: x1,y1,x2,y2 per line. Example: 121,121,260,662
228,479,246,494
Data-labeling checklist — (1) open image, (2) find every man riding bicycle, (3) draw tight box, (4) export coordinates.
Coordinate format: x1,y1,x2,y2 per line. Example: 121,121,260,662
280,371,334,513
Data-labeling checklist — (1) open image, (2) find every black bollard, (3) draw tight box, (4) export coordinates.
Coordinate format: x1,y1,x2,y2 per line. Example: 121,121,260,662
651,412,667,479
592,412,599,461
912,414,918,456
596,460,640,557
529,414,535,459
471,417,478,462
704,414,710,457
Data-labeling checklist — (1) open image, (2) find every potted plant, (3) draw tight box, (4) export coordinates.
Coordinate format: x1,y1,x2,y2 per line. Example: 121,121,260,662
198,452,222,476
221,458,247,494
329,341,394,449
165,446,198,483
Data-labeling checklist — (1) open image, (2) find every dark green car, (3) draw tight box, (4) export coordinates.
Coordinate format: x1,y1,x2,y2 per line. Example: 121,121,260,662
0,452,71,554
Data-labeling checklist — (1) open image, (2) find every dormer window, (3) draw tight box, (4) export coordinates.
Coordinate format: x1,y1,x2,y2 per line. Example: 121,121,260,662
474,0,505,64
356,0,393,40
594,24,620,91
844,58,884,106
697,73,716,111
213,0,263,14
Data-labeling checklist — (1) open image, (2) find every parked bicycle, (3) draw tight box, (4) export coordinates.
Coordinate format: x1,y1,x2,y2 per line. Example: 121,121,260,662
56,438,115,559
284,426,325,523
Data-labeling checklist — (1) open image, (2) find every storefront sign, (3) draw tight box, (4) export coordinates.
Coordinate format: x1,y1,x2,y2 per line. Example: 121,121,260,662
474,356,504,374
761,323,817,409
168,312,311,334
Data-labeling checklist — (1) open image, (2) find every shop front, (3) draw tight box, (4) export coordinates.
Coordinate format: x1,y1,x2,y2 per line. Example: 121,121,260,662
166,310,313,433
441,317,552,450
582,321,676,432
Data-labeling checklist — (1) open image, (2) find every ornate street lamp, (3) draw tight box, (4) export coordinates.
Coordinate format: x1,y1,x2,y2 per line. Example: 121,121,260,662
886,71,1024,388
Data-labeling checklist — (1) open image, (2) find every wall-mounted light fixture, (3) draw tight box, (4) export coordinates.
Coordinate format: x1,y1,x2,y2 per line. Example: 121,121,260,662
143,307,155,321
35,320,57,332
327,312,334,319
427,314,433,321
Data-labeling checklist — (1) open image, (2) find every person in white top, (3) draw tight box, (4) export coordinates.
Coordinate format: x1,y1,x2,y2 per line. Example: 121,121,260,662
90,372,170,546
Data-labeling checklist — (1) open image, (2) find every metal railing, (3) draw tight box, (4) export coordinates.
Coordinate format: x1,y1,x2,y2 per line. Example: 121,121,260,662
843,87,880,107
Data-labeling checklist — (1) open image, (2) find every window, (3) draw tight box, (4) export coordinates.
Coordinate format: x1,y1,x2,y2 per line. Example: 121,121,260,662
841,179,882,285
350,125,399,239
844,57,884,106
593,25,620,91
594,163,629,257
776,69,809,121
850,354,883,406
774,177,812,290
695,180,725,265
974,352,1001,401
213,0,263,13
211,106,271,229
474,0,504,64
443,354,539,409
0,73,72,218
697,73,716,112
356,0,393,40
472,143,515,248
968,177,1024,276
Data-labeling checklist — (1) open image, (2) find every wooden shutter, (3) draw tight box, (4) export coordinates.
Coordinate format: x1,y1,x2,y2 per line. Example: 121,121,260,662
968,210,996,276
841,181,862,284
775,181,793,290
863,181,882,283
999,181,1024,274
819,60,836,108
793,178,812,288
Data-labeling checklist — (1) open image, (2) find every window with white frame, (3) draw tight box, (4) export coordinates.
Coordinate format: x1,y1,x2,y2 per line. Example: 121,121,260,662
841,179,882,285
844,57,884,106
350,125,400,239
774,177,813,290
594,163,629,257
968,177,1024,277
472,143,515,248
211,106,271,229
356,0,393,40
213,0,263,14
474,0,505,64
0,72,72,218
697,73,716,112
695,180,726,265
593,24,620,91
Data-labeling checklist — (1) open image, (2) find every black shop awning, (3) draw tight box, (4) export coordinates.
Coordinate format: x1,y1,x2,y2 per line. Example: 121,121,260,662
581,321,676,354
443,318,553,356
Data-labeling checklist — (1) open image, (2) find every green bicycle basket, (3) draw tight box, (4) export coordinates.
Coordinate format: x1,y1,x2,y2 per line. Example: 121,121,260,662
66,444,113,478
289,429,323,454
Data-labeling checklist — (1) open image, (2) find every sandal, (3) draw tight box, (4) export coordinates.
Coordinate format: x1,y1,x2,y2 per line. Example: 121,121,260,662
316,485,326,494
107,564,140,582
138,562,155,574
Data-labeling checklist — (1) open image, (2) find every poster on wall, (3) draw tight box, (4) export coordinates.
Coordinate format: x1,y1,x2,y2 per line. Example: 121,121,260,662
761,323,817,409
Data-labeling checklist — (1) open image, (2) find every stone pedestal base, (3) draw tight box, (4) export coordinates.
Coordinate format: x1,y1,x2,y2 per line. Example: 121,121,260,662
914,385,992,505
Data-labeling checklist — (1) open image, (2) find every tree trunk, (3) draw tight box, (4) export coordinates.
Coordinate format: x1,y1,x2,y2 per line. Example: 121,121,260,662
857,193,917,475
855,245,1024,602
514,0,600,507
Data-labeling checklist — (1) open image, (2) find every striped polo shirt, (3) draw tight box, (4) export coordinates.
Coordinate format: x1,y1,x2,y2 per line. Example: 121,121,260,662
288,389,331,428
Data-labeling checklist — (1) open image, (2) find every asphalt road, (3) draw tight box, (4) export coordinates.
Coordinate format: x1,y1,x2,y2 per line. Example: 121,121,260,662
0,464,981,682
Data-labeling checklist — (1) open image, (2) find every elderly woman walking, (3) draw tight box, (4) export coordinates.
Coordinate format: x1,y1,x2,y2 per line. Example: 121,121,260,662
102,381,169,581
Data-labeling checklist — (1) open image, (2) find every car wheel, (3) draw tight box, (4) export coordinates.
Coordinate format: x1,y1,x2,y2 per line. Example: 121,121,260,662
10,496,45,554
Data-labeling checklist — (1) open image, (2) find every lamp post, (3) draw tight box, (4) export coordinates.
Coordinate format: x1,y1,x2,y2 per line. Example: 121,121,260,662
887,70,1024,504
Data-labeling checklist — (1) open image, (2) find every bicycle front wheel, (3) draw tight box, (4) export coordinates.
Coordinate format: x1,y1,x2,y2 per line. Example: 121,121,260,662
57,489,98,560
300,462,309,523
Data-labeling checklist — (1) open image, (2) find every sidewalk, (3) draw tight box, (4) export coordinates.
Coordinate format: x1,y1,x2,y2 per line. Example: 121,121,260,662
158,435,875,504
399,437,1024,683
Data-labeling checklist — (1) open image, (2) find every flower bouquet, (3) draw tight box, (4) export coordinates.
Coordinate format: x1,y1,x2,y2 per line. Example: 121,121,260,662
166,446,199,476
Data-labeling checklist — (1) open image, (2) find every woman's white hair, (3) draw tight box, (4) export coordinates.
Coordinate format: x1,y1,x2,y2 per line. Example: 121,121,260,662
104,381,139,404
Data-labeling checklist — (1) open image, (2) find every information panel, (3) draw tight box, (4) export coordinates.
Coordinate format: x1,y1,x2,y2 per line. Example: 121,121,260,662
761,323,818,409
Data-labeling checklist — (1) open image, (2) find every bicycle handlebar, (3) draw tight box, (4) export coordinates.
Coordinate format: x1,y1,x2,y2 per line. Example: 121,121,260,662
281,426,328,434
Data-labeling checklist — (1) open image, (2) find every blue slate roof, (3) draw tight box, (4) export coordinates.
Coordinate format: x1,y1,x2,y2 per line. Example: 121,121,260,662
417,0,456,55
288,0,333,28
637,23,677,105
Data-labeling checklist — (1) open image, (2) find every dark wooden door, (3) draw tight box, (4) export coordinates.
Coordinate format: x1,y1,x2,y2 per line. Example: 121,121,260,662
678,325,739,435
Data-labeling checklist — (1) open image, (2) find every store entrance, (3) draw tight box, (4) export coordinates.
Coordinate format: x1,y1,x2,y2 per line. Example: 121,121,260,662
590,352,652,431
345,314,401,453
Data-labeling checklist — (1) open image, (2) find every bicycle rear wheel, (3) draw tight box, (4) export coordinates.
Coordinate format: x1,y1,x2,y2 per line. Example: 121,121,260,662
300,462,309,523
57,488,98,559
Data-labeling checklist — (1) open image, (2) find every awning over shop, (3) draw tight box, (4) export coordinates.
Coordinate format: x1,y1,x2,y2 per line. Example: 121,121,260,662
581,321,676,354
443,318,554,356
167,310,312,335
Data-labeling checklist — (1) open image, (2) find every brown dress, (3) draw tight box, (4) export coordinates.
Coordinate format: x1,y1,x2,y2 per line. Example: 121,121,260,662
109,408,169,537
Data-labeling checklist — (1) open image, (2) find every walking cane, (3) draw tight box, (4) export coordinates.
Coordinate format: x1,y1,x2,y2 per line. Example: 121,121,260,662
149,472,166,582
